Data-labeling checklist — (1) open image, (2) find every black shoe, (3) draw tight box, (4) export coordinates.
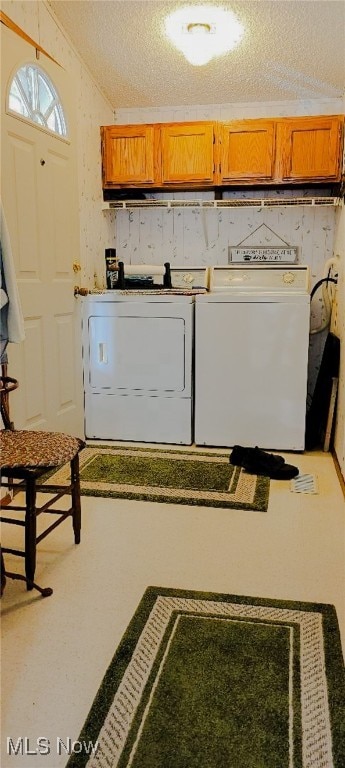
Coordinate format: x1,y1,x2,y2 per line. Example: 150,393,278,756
243,461,299,480
230,445,298,480
230,445,285,470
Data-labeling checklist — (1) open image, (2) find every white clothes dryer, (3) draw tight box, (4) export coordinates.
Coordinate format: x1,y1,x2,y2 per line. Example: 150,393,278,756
194,265,310,450
82,292,194,444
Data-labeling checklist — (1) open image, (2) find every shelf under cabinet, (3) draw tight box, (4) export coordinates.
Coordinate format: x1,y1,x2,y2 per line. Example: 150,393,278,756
102,196,343,210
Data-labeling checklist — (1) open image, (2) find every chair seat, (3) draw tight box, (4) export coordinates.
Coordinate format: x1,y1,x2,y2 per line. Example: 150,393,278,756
0,429,85,469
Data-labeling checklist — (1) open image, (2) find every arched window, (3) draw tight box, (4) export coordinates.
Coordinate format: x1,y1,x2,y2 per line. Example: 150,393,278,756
8,63,67,137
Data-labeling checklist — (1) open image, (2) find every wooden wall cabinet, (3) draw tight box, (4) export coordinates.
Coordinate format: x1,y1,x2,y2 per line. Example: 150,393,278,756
101,115,344,190
218,116,343,184
218,120,276,184
101,124,160,187
276,116,343,182
160,122,215,186
101,121,215,188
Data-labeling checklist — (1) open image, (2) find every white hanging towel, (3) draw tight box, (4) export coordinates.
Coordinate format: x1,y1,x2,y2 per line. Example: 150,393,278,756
0,200,25,345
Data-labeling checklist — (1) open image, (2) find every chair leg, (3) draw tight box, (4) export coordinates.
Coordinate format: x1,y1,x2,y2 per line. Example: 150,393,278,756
71,454,81,545
25,475,37,590
1,569,53,598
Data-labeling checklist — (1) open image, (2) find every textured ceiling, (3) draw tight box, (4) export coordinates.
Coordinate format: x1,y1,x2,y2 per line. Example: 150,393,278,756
48,0,345,108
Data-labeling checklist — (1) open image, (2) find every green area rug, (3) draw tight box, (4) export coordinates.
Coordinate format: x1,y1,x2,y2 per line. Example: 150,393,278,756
67,587,345,768
48,445,269,511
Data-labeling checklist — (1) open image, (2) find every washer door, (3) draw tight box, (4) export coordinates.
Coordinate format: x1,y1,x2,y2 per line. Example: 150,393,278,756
88,313,190,395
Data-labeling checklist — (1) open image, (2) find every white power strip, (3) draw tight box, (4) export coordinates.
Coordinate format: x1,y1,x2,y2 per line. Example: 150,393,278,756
290,474,318,494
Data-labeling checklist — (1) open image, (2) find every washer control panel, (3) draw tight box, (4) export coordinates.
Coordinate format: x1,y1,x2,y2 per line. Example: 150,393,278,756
209,265,309,292
171,267,209,289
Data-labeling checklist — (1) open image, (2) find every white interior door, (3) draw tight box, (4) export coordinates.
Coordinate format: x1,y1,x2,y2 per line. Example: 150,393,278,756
1,23,84,437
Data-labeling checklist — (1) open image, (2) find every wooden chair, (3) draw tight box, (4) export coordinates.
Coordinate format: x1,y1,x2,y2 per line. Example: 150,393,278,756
0,375,85,597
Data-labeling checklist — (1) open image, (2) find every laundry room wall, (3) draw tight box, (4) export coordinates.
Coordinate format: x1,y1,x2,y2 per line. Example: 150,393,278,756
1,0,116,289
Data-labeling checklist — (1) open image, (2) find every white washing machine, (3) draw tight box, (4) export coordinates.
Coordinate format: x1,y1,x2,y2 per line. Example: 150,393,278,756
82,266,208,444
194,265,310,450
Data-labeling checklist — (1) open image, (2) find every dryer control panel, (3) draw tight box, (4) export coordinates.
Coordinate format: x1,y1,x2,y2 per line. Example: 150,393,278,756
171,267,209,290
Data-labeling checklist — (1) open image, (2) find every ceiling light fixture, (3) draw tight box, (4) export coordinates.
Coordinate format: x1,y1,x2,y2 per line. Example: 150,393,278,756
165,6,244,66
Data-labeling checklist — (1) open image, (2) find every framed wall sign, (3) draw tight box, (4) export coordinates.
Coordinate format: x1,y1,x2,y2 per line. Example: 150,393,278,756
229,247,299,263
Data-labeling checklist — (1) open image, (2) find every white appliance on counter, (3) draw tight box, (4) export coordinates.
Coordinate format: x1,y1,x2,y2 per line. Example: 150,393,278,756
194,265,310,450
82,265,209,444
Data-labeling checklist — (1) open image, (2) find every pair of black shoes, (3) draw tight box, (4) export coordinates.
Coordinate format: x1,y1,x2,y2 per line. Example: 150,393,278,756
229,445,299,480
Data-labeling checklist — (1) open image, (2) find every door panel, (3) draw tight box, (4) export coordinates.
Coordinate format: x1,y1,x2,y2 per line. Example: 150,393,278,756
160,122,215,185
56,313,78,413
219,120,276,182
101,124,158,186
22,318,46,427
48,147,75,273
7,131,40,271
277,116,343,181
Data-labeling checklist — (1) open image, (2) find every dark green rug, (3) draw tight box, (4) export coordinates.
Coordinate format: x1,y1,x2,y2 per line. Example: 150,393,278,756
67,587,345,768
48,445,269,511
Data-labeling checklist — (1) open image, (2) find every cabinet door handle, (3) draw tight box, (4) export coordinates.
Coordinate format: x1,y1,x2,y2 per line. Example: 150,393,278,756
99,343,108,363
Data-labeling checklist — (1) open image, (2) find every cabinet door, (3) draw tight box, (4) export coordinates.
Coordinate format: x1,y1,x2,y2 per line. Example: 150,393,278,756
277,116,343,181
101,124,159,187
219,120,276,183
160,122,215,185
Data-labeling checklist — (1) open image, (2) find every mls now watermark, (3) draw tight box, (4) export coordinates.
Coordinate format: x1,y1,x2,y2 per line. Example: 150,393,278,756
7,737,99,757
